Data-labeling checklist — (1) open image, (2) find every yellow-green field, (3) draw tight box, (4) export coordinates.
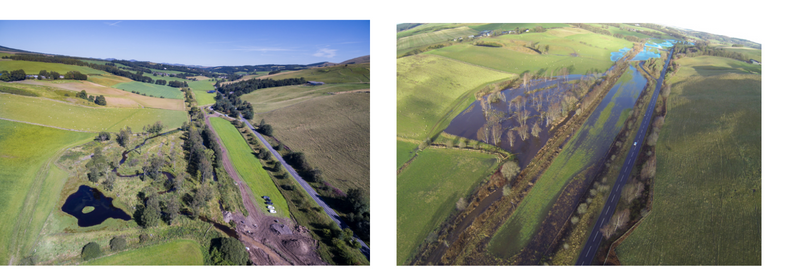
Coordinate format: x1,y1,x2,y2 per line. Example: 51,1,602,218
0,93,187,132
242,83,369,114
113,81,184,99
259,93,369,198
397,26,478,53
84,239,203,265
0,60,107,75
616,57,761,265
397,147,500,265
0,120,95,264
269,63,369,83
397,54,516,141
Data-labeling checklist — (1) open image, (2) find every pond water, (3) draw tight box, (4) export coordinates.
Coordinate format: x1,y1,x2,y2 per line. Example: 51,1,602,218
61,185,131,227
611,39,684,62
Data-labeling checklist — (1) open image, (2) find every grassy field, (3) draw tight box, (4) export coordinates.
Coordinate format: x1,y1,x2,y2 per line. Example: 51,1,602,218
258,93,369,198
113,81,184,99
87,74,132,87
0,60,107,75
616,59,761,265
242,83,369,114
397,54,517,141
0,93,187,132
209,117,289,218
718,47,761,62
397,23,474,39
268,63,369,83
397,147,500,265
7,80,184,110
468,23,570,32
187,80,218,106
0,120,94,264
84,239,203,265
397,26,478,53
396,139,418,169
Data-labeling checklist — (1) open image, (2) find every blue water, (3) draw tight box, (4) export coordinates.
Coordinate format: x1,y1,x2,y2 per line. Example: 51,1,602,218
611,39,688,62
610,48,631,62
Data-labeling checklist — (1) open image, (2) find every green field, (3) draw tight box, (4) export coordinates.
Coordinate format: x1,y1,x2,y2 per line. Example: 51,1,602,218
397,26,478,53
269,63,369,83
397,23,474,39
718,47,761,62
0,60,107,75
0,120,94,264
84,239,203,265
397,147,500,265
468,23,570,32
209,117,289,218
670,56,760,78
0,93,187,132
258,93,370,198
396,140,418,169
616,59,761,265
188,80,217,106
242,83,369,114
113,81,184,99
397,54,516,141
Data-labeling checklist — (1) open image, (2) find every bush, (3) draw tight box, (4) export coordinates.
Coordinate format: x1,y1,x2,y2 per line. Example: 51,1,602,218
577,203,588,215
571,216,580,225
455,197,468,211
81,242,101,261
501,161,521,181
259,124,274,136
211,237,248,265
110,237,126,251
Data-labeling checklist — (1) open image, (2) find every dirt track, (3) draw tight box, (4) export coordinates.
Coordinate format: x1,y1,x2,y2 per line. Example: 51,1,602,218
205,113,326,265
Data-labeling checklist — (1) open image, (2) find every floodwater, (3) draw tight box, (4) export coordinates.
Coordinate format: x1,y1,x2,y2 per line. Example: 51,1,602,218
486,65,648,259
61,185,132,227
614,39,678,62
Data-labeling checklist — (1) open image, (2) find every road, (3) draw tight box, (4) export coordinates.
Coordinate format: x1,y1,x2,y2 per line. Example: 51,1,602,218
236,115,371,260
576,46,673,265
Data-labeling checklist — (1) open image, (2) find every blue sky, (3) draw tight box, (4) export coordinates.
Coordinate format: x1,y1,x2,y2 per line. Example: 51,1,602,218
0,20,369,66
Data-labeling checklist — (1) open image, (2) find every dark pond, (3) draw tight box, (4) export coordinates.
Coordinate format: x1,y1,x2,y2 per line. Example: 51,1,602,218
61,185,131,227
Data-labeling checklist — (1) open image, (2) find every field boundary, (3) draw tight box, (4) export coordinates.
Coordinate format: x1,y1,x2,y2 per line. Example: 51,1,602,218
0,117,93,133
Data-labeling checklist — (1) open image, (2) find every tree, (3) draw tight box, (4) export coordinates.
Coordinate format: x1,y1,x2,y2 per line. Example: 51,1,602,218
531,122,542,138
103,172,115,191
145,121,164,135
81,242,101,261
110,237,126,251
140,194,161,228
211,237,249,265
96,131,111,141
77,90,88,99
501,161,521,181
259,124,273,136
640,156,657,180
165,194,180,225
117,126,132,148
95,95,107,106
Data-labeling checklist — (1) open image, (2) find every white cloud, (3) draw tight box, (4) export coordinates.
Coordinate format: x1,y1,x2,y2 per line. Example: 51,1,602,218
233,46,292,52
104,21,122,26
313,48,337,58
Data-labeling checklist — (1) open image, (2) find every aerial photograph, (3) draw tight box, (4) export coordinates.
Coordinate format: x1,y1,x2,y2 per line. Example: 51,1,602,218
0,20,369,265
397,23,760,265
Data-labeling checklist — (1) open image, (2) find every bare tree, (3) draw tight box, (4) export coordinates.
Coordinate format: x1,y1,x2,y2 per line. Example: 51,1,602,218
517,124,529,141
477,125,489,144
531,122,541,138
507,129,516,147
491,122,503,145
640,156,657,180
456,197,468,211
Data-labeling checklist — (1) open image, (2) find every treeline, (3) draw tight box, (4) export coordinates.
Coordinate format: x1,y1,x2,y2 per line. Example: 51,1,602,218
210,64,307,75
212,77,306,118
0,69,26,82
76,90,107,105
673,43,748,61
3,54,155,83
213,94,254,119
573,23,646,43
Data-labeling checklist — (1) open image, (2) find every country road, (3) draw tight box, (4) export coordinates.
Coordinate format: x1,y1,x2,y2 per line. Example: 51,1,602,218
576,46,673,265
232,114,371,260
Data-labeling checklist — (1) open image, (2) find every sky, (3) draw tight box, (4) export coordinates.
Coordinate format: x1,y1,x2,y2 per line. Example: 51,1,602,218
0,20,369,67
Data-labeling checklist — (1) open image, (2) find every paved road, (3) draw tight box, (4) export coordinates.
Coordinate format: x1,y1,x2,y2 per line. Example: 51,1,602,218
576,46,673,265
237,115,371,260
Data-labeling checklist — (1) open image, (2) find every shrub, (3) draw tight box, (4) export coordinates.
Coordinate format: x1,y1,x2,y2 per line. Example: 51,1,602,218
501,161,521,181
455,197,468,211
259,124,274,136
571,216,580,225
577,203,588,215
81,242,101,261
211,237,249,265
110,237,126,251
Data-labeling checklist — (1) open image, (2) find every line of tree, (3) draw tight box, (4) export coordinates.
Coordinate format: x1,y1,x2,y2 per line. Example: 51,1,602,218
167,80,189,88
673,43,748,62
0,69,26,82
4,54,154,83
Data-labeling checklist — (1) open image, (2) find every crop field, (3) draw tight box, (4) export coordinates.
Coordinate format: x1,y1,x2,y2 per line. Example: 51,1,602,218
242,83,369,114
397,147,500,265
396,140,418,169
209,117,289,218
258,93,369,198
0,60,107,75
87,74,132,87
269,63,369,83
397,26,478,53
113,81,184,99
0,120,94,264
0,93,186,132
9,80,184,110
397,54,516,141
616,59,761,265
84,239,203,265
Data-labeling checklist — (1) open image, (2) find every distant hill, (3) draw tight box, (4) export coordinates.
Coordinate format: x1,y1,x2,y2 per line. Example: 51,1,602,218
340,55,370,65
0,45,35,54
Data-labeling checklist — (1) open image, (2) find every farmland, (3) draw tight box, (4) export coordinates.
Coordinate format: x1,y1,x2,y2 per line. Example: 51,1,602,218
0,120,94,264
83,239,203,265
8,80,184,110
187,79,218,106
0,93,187,132
396,140,418,169
242,83,369,114
209,117,289,218
113,81,184,99
257,93,370,198
397,147,500,265
0,60,106,75
397,54,517,141
615,57,761,265
397,26,478,53
267,63,369,83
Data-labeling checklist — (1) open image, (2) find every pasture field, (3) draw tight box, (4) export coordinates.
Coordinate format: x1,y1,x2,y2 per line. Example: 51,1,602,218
397,147,500,265
616,60,761,265
396,139,418,169
268,63,369,83
87,74,132,87
468,23,570,32
187,80,218,106
397,26,478,53
84,239,203,265
0,93,186,132
669,56,760,78
209,117,289,218
719,47,761,62
397,54,517,141
397,23,473,39
113,81,184,99
258,93,369,198
0,120,94,264
8,80,184,110
242,83,369,114
0,60,107,75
